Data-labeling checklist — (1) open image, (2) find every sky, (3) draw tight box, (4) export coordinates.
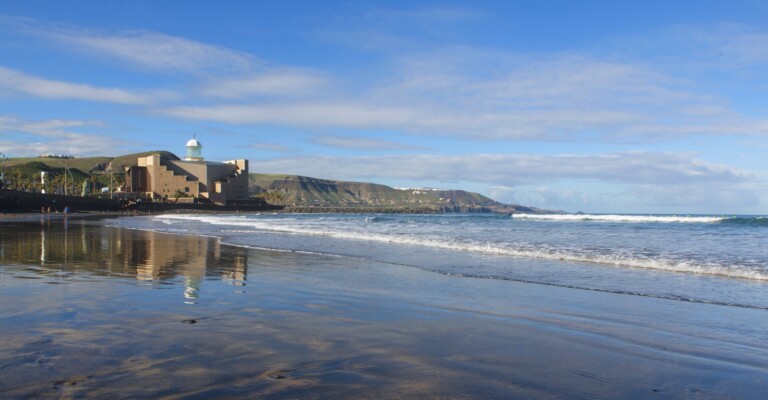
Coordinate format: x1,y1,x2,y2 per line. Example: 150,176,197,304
1,1,767,214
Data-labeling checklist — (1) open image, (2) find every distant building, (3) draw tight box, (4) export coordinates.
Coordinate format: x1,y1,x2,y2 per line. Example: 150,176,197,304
395,187,442,195
125,136,250,205
40,153,76,159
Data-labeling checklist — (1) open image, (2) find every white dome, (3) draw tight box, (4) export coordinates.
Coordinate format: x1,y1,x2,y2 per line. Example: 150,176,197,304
186,138,202,147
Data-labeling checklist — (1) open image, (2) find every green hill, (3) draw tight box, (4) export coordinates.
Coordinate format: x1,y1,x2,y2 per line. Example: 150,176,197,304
4,151,178,173
2,151,179,192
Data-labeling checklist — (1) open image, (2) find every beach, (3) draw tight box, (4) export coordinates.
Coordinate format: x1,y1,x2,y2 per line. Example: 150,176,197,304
1,215,767,399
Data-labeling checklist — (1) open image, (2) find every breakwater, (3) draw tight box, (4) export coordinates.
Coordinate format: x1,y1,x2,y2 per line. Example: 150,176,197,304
283,205,503,214
0,189,120,213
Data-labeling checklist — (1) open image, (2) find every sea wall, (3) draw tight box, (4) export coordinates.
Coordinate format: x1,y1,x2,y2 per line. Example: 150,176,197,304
0,189,121,213
128,199,283,213
0,189,283,214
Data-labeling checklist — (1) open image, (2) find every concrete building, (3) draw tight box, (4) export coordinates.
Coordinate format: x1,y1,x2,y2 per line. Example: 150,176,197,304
125,137,250,205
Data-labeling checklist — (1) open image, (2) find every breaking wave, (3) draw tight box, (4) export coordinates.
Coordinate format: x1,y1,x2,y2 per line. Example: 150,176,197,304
154,214,768,282
513,214,731,224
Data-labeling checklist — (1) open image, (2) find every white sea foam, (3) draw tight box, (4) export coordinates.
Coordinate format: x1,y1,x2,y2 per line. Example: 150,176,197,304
153,214,768,281
513,214,725,223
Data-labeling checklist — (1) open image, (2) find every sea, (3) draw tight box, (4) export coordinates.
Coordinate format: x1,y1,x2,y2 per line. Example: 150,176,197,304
112,212,768,311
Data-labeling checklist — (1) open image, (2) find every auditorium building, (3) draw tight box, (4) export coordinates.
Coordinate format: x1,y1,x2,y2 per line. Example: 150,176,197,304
125,137,250,206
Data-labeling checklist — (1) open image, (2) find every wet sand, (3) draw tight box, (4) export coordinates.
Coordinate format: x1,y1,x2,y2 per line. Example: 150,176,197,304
1,218,766,399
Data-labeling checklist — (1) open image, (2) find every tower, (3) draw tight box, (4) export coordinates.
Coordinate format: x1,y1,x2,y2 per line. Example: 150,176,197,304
185,135,203,161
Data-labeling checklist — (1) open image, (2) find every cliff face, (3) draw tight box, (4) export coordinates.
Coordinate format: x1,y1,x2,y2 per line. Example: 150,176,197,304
253,175,406,206
249,173,551,213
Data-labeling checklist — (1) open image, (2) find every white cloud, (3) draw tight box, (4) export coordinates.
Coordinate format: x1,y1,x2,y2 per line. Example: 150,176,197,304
0,115,126,156
0,67,153,104
158,48,768,142
677,23,768,67
0,115,96,136
0,15,256,73
251,152,752,186
628,184,761,210
199,70,328,99
56,31,254,74
312,135,422,151
159,102,420,128
8,15,768,145
489,185,599,211
247,142,299,153
373,50,739,140
158,100,644,141
316,5,482,52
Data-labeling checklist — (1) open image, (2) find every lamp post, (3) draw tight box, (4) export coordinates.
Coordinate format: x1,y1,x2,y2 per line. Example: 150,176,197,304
0,152,5,189
41,171,47,194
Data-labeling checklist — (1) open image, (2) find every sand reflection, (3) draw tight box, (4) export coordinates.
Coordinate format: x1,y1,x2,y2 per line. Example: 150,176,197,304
0,218,249,303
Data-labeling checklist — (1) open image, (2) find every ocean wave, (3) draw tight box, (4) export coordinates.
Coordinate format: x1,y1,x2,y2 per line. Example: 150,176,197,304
512,214,726,223
366,216,440,224
721,216,768,226
153,214,768,281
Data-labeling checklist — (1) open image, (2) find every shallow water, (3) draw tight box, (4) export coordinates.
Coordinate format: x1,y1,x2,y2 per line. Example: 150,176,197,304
1,217,767,399
115,212,768,310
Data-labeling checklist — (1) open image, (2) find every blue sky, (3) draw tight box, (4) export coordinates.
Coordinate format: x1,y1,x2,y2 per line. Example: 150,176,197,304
1,1,767,214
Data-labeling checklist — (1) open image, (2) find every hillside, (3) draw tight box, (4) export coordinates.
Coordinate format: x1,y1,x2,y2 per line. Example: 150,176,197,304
2,151,179,193
250,173,549,213
5,151,178,173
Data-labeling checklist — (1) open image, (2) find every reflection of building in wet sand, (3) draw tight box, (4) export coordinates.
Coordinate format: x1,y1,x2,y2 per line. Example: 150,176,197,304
223,254,248,287
131,230,212,302
127,230,249,301
129,230,249,301
3,220,249,302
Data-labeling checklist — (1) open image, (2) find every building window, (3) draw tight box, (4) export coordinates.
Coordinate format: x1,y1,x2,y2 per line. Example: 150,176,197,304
185,187,190,193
